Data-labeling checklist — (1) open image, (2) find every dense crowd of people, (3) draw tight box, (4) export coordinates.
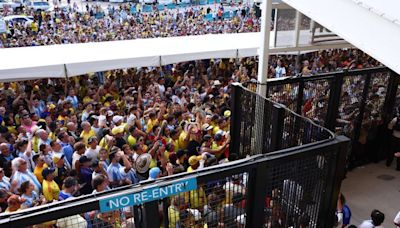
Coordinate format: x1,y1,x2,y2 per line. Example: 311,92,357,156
0,2,260,48
0,0,398,226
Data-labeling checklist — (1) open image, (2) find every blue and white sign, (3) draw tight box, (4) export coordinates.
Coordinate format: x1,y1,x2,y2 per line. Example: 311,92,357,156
99,178,197,212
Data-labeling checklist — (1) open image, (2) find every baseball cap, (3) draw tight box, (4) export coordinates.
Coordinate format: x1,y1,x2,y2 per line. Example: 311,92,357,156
42,167,55,179
188,155,202,166
112,126,125,135
224,110,231,117
88,136,98,144
148,167,161,180
202,123,213,131
112,115,123,124
53,154,65,164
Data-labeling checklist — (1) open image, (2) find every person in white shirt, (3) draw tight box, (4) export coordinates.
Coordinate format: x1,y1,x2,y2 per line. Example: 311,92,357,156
72,142,86,170
359,209,385,228
274,59,286,78
84,136,100,164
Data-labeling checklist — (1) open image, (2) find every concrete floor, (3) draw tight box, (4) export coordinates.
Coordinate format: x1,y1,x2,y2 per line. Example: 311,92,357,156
341,161,400,227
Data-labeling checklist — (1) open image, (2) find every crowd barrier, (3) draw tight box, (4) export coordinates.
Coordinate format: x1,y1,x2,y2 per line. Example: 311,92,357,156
247,67,396,168
0,85,348,228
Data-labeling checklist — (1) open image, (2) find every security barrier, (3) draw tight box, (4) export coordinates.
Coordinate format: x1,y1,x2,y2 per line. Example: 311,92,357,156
249,67,396,168
0,86,348,228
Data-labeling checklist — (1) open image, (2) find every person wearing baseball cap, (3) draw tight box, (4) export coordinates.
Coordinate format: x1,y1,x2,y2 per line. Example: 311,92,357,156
78,156,93,195
42,167,60,202
53,154,69,188
187,155,204,172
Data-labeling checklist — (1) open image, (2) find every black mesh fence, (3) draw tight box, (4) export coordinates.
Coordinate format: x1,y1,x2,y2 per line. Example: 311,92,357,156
264,148,336,227
264,67,398,167
161,171,249,228
230,83,335,158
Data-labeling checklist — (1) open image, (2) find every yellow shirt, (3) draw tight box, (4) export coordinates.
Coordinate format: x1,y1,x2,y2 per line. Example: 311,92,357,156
80,129,96,146
32,136,39,153
99,137,110,151
168,206,180,228
178,131,188,150
42,180,60,202
185,187,205,209
127,135,137,147
212,126,220,135
146,119,158,133
34,164,48,183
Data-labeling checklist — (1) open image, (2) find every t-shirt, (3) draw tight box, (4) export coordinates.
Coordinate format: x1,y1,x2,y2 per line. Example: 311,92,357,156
42,180,60,202
59,190,73,201
80,130,96,146
85,146,100,163
359,220,383,228
22,191,39,207
72,153,82,170
34,164,48,183
107,163,127,182
127,135,137,147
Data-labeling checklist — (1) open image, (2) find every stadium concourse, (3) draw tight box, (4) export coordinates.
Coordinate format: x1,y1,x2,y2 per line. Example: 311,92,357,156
0,0,398,227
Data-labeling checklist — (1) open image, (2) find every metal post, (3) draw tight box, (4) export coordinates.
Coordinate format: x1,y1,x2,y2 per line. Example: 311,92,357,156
143,201,160,228
325,73,344,131
245,164,268,228
63,64,69,94
383,70,399,120
230,83,243,157
257,0,272,96
296,80,305,115
350,72,371,167
293,10,301,48
273,8,278,48
318,135,349,227
270,104,285,151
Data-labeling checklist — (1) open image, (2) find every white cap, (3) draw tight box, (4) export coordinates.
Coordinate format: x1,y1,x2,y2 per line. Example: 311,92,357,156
112,115,123,124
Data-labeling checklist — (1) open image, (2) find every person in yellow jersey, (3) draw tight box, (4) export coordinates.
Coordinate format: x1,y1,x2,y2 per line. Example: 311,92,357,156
187,155,205,173
42,167,60,202
80,121,95,146
33,155,48,184
146,112,158,134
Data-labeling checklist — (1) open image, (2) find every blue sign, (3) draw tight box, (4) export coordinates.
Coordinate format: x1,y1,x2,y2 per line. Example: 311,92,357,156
99,178,197,212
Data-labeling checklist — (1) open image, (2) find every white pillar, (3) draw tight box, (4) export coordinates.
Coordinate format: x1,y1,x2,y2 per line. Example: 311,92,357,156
257,0,273,96
293,10,302,48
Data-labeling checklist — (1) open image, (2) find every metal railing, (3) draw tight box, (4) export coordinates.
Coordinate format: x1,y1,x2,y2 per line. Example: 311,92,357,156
230,83,335,158
0,86,349,228
247,67,398,168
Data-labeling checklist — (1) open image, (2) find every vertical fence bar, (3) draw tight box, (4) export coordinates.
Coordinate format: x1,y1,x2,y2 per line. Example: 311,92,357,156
230,83,242,156
318,135,349,227
296,80,305,115
245,164,268,228
383,70,400,120
271,104,285,151
325,73,344,131
143,201,160,228
350,72,371,167
162,198,169,228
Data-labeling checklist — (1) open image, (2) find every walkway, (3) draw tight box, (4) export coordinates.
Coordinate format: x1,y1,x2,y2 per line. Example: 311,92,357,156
341,161,400,227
